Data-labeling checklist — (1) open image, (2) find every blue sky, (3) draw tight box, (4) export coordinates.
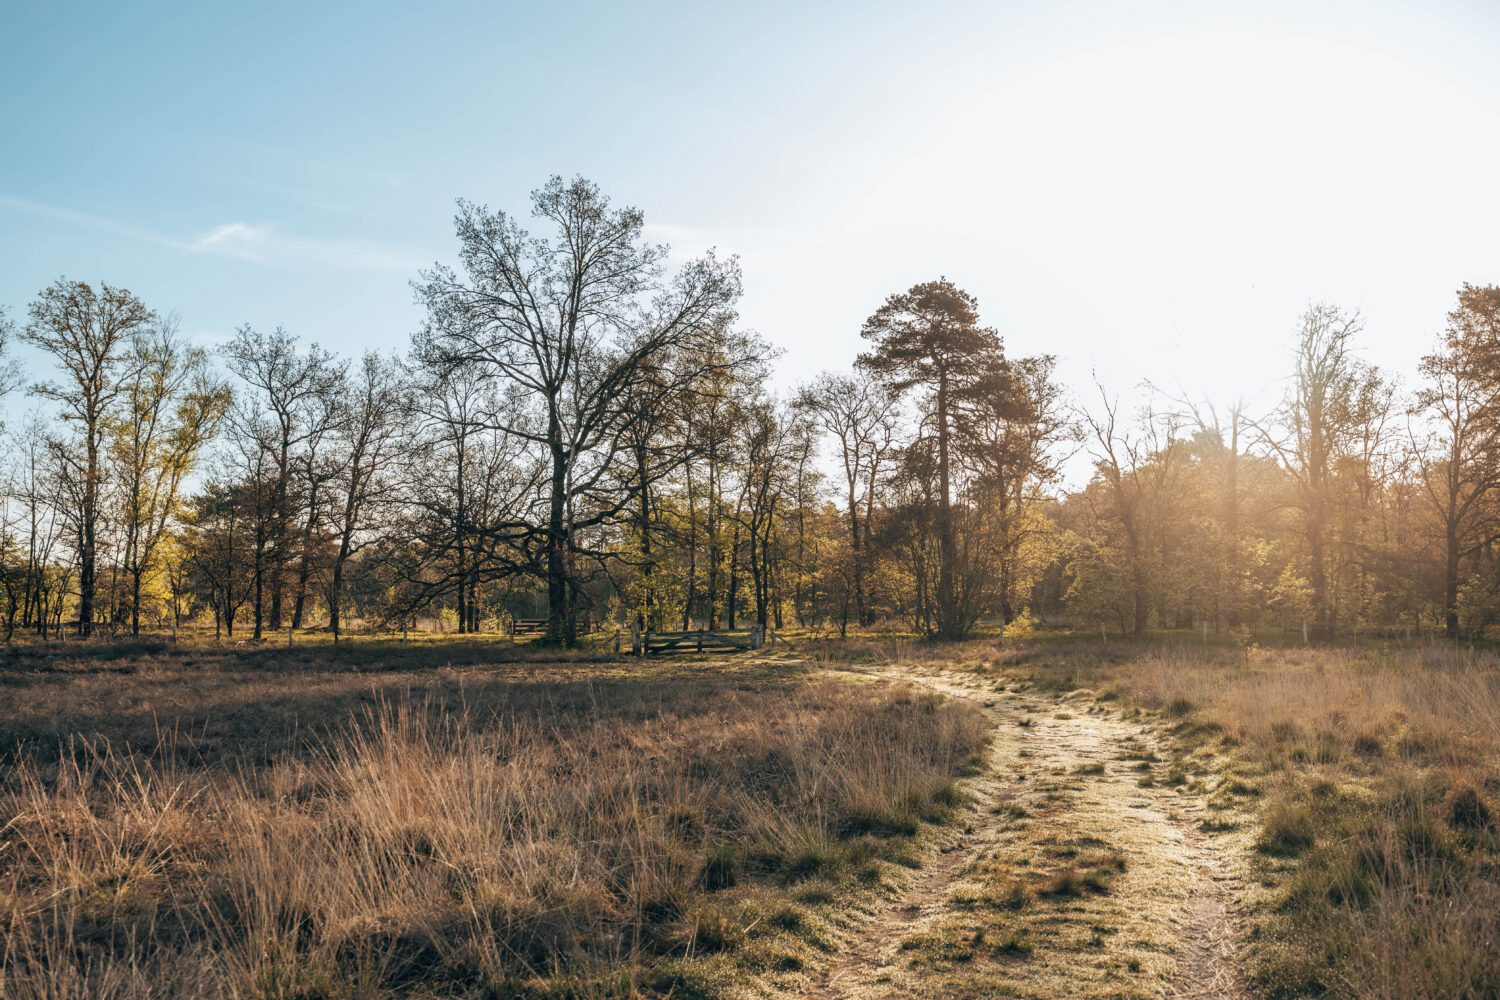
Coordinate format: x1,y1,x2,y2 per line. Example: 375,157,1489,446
4,0,1500,439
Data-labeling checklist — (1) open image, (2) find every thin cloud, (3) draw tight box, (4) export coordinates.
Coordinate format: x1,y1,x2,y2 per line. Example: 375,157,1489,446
189,221,421,271
0,193,187,250
0,193,420,272
194,222,273,253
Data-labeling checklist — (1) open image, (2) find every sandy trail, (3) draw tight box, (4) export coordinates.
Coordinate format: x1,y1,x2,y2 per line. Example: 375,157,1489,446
807,663,1248,1000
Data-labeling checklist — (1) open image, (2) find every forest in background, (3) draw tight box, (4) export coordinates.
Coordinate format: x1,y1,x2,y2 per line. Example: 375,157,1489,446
1,175,1498,647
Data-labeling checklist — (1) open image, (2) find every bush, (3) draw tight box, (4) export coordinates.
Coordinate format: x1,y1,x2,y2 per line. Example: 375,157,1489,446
1003,610,1038,641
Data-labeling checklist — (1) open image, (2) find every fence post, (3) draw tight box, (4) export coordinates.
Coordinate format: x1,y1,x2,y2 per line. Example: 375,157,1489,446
613,627,622,654
769,626,777,650
630,621,641,655
697,628,703,653
752,624,763,649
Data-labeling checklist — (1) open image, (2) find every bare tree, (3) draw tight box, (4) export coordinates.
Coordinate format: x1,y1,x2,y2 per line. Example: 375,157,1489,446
415,176,740,645
962,354,1073,623
1177,397,1252,629
110,318,230,634
678,350,762,629
0,307,23,638
182,475,254,639
1083,383,1186,636
325,353,408,642
222,326,344,638
381,361,541,632
733,396,804,628
797,372,899,631
0,306,22,406
1413,285,1500,637
8,412,67,638
288,381,343,630
1259,305,1383,639
23,280,154,635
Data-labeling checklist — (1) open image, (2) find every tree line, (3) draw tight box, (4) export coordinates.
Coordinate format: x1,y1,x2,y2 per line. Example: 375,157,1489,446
1,176,1497,644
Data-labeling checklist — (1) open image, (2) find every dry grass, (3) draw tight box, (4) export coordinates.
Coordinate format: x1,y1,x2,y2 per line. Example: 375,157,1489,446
1002,638,1500,1000
878,684,1209,998
0,642,987,998
0,636,633,767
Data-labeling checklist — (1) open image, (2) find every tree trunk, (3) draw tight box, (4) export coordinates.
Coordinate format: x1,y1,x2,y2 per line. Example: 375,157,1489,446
330,557,345,642
1309,510,1329,640
706,449,721,630
80,447,97,637
1444,519,1460,639
726,522,740,629
252,519,265,640
544,441,576,646
847,471,866,629
636,444,654,630
935,372,961,639
130,568,143,637
682,459,698,630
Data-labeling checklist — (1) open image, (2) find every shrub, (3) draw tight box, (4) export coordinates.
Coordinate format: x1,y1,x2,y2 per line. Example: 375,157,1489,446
1003,610,1038,641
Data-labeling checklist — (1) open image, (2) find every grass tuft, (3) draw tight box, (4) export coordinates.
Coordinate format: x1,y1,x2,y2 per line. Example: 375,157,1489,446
1257,802,1318,857
1444,784,1493,831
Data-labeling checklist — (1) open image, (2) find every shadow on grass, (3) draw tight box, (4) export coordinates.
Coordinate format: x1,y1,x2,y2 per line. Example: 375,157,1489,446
0,638,810,768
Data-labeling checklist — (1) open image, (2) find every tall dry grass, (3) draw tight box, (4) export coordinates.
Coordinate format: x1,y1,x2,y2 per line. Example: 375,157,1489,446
0,660,985,998
1121,645,1500,757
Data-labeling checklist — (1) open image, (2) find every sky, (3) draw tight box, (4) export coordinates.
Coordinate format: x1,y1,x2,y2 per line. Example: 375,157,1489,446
4,0,1500,479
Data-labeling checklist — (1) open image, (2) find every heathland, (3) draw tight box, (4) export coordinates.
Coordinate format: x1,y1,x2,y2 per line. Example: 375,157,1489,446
2,632,1496,999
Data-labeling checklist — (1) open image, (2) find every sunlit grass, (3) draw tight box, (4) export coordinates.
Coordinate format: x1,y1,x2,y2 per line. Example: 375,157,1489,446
999,637,1500,1000
0,644,986,998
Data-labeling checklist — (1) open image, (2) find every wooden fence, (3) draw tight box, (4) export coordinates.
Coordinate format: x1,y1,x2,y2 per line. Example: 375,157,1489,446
509,616,601,637
627,624,778,655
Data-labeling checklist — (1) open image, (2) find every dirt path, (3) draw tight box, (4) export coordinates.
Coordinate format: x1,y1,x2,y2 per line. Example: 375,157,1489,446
807,663,1249,1000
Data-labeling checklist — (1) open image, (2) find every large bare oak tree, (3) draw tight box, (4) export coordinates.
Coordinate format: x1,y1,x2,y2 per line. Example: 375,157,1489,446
415,176,740,645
